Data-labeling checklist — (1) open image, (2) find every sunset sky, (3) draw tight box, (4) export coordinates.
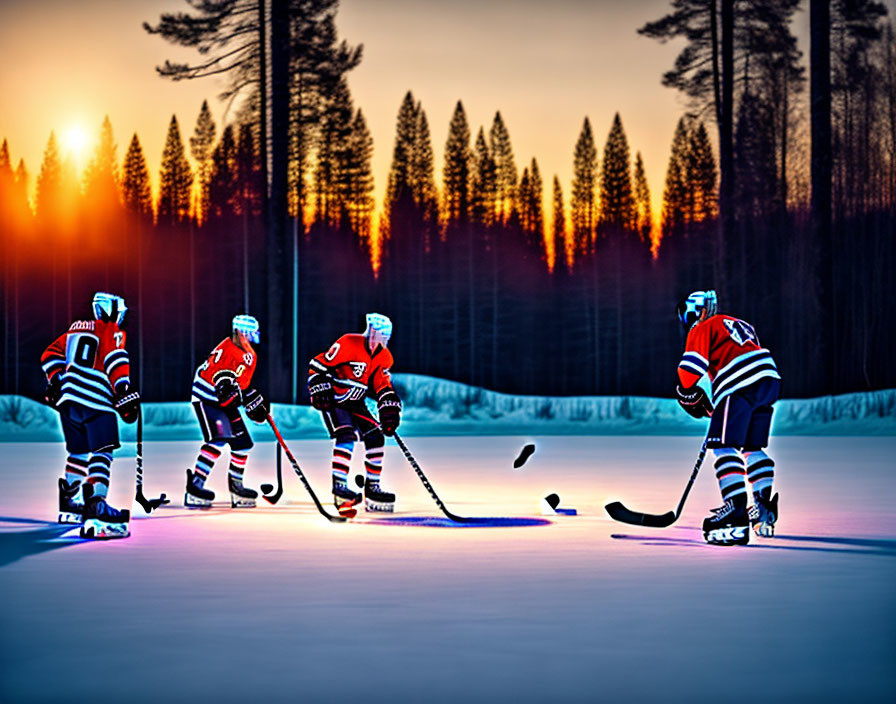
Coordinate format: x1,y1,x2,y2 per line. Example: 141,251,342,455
2,0,890,221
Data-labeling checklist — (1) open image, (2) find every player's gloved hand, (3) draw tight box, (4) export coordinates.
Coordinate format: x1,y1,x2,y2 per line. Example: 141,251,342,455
243,387,269,424
114,386,141,424
377,388,402,436
676,383,713,419
44,374,63,407
215,375,241,407
308,374,335,412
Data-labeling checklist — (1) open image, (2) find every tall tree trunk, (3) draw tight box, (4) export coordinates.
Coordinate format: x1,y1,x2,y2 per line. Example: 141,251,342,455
718,0,735,299
811,0,834,390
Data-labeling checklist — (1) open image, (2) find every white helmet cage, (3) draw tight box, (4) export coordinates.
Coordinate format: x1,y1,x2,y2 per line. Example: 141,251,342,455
677,290,718,330
232,314,260,343
92,292,127,327
365,313,392,349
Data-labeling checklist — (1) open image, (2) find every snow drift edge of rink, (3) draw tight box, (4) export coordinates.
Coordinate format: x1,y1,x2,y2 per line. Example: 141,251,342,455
0,374,893,441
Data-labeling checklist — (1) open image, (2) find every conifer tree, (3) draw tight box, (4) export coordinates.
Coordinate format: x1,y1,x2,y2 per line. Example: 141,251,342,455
345,108,375,241
598,113,636,232
190,100,217,224
521,157,544,253
442,101,472,227
0,140,13,222
661,117,690,233
36,132,62,223
411,104,438,221
471,127,496,227
157,115,193,225
236,122,263,216
84,116,120,209
571,117,598,253
208,124,239,219
383,92,419,237
552,175,567,272
14,160,29,215
518,166,531,232
688,122,717,222
314,76,354,226
122,134,153,218
633,151,653,245
489,112,517,225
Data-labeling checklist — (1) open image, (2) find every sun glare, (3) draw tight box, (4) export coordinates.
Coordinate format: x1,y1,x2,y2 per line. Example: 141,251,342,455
62,125,89,163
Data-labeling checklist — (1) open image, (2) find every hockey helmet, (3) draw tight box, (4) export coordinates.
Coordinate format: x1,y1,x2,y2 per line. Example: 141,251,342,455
365,313,392,349
92,292,127,327
232,314,260,343
676,290,717,330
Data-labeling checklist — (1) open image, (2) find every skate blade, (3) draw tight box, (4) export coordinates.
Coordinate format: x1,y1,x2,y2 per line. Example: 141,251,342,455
80,518,130,540
58,511,84,525
184,493,214,509
230,494,257,509
364,498,395,513
704,525,749,546
336,503,358,518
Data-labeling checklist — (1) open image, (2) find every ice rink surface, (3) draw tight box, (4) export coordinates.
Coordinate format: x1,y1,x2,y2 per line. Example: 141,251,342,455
2,435,894,703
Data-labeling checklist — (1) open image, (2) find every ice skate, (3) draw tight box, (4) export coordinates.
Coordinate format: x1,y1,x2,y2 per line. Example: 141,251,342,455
80,483,130,540
185,469,215,508
333,475,362,514
228,475,257,508
58,478,84,525
364,477,395,513
749,492,778,538
702,499,749,546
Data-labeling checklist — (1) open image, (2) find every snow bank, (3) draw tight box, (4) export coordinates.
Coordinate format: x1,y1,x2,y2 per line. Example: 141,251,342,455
1,375,893,441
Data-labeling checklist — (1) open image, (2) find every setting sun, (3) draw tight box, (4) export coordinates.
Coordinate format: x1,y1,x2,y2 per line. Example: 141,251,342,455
62,124,89,164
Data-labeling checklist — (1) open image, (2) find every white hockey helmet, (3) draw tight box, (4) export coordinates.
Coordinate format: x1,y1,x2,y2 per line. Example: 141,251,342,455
92,292,127,327
232,314,260,343
677,290,718,330
364,313,392,349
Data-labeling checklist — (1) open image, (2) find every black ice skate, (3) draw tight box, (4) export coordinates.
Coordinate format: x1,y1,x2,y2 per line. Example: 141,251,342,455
58,478,84,525
228,475,257,508
749,492,778,538
702,498,750,546
333,475,362,514
80,483,130,540
364,478,395,513
185,469,215,508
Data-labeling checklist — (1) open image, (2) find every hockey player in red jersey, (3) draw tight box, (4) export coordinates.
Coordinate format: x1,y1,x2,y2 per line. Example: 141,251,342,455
187,315,269,508
307,313,402,513
675,290,782,545
40,292,139,539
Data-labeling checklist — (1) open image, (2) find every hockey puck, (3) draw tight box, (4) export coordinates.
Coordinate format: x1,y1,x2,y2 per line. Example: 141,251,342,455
545,493,561,510
513,443,536,468
260,483,274,494
354,474,365,488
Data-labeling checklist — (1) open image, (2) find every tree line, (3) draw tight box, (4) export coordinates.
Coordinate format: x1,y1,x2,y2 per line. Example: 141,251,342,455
1,0,894,404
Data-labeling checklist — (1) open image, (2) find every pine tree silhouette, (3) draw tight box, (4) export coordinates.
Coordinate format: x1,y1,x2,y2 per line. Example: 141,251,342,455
489,112,517,226
442,101,472,228
633,151,653,246
190,100,217,225
552,175,567,272
598,113,636,233
571,117,597,256
157,115,193,226
122,134,152,219
471,127,497,227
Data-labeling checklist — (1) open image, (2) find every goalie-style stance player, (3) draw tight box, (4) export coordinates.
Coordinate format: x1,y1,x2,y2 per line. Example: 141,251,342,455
187,315,269,508
675,290,782,545
40,292,139,539
307,313,402,513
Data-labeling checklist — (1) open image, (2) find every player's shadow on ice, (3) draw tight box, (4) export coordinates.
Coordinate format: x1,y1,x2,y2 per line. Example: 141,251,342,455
365,516,551,528
611,532,896,556
0,517,86,567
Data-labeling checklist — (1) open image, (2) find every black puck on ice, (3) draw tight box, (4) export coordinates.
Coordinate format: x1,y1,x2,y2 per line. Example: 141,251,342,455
513,443,536,468
544,493,561,510
260,483,274,494
354,474,365,488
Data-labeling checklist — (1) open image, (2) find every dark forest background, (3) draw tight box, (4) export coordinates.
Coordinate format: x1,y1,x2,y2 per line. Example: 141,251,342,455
1,0,894,404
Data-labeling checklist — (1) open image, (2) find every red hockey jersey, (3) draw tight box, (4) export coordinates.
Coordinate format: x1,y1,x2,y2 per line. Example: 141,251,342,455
192,338,258,403
308,333,394,403
678,314,780,403
41,320,130,413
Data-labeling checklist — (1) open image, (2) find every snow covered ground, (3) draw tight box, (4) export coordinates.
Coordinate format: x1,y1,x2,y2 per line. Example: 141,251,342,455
1,435,895,702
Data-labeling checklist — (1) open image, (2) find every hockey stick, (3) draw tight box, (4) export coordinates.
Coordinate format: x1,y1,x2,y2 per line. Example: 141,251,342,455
260,443,284,505
604,437,709,527
134,407,169,513
266,414,350,522
349,408,476,524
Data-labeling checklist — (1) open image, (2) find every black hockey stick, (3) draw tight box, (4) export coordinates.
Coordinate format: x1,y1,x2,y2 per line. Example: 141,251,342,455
266,414,349,522
605,437,709,527
261,442,284,505
134,408,169,513
350,408,476,524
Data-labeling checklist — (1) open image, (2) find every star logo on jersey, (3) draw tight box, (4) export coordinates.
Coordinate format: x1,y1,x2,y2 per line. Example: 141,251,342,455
349,362,367,378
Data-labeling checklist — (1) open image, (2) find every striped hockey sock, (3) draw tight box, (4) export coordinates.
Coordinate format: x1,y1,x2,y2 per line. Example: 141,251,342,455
194,443,224,487
712,447,747,504
332,441,354,486
229,452,249,484
745,450,775,500
87,452,113,498
65,454,89,485
365,446,384,484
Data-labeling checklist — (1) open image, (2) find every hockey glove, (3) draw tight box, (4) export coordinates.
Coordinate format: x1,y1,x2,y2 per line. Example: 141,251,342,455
215,375,242,407
44,374,63,407
377,388,402,436
309,374,335,412
114,387,141,424
243,387,269,424
676,383,713,419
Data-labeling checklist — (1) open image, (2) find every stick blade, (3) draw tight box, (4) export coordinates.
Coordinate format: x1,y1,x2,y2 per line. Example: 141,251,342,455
604,501,676,528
